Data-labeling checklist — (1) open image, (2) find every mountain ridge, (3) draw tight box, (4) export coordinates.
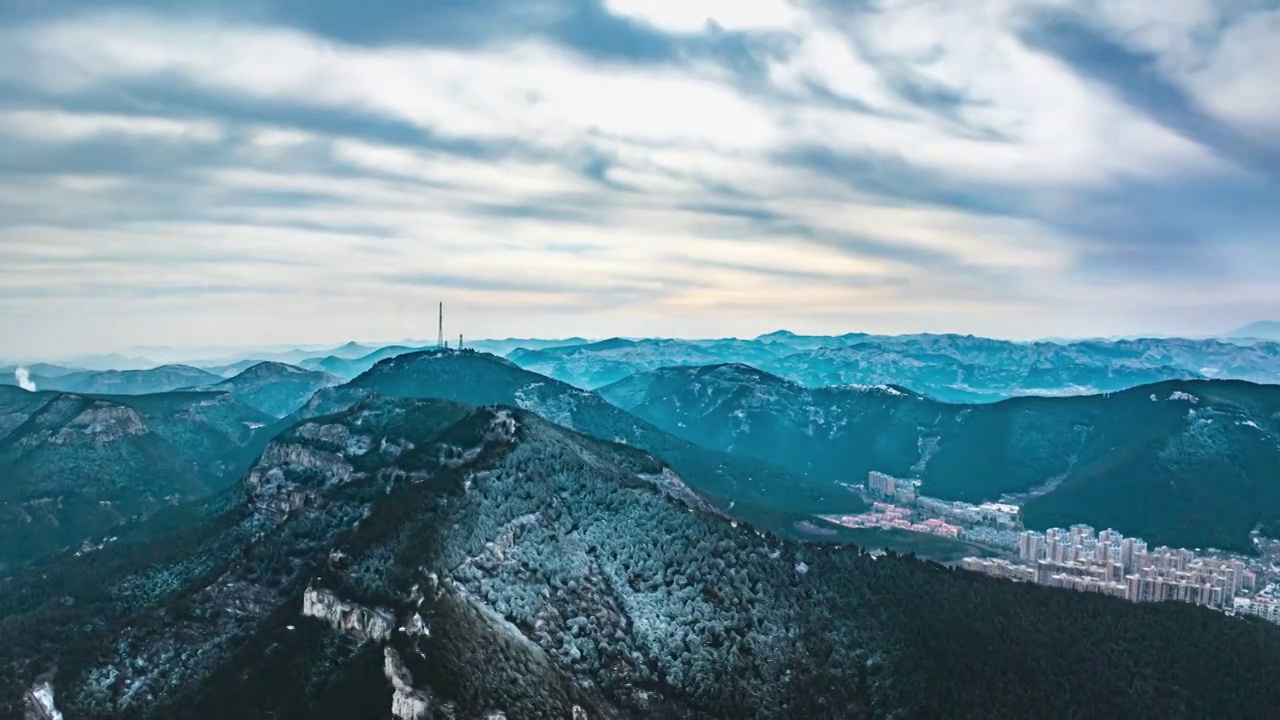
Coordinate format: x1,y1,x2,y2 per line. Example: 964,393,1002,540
0,388,274,568
295,349,868,535
200,362,343,417
508,334,1280,402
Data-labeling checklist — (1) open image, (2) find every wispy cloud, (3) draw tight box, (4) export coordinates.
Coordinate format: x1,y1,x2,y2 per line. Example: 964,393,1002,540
1017,5,1280,181
0,0,1277,357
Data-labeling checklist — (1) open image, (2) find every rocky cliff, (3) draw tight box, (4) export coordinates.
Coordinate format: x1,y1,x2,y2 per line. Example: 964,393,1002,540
301,587,393,644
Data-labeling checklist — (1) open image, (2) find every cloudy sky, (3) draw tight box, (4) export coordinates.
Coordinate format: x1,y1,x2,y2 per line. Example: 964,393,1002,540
2,0,1278,358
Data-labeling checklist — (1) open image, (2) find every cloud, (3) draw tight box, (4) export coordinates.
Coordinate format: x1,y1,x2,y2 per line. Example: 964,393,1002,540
602,0,799,33
0,0,1277,357
1017,5,1280,181
0,110,223,143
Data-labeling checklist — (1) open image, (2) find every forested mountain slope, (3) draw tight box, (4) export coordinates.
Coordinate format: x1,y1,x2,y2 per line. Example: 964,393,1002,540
3,397,1280,719
201,362,342,417
0,389,274,568
601,365,1280,552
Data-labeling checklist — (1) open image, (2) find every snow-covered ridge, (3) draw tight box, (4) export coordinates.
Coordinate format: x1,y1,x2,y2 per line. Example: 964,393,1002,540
834,383,907,396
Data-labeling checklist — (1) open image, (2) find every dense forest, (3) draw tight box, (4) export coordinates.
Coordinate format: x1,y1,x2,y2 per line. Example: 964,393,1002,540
0,389,273,568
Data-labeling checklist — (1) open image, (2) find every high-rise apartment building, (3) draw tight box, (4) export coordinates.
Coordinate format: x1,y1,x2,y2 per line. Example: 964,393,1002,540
1018,531,1047,561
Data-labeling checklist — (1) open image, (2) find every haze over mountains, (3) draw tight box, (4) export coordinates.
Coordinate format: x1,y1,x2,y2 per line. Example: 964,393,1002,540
2,365,224,396
511,333,1280,403
9,327,1280,403
1232,322,1280,342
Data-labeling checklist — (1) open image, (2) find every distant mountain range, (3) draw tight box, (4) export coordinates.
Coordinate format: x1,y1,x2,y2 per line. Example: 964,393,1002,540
601,364,1280,554
57,353,156,371
298,344,434,379
4,395,1279,718
513,333,1280,402
10,331,1277,404
0,387,273,568
0,363,86,379
2,365,223,395
1,363,341,418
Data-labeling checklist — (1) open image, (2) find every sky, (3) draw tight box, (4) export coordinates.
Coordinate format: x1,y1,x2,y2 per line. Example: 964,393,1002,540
1,0,1279,359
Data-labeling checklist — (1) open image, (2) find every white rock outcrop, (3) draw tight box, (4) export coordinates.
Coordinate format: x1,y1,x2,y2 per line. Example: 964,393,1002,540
301,587,394,643
23,678,63,720
384,647,432,720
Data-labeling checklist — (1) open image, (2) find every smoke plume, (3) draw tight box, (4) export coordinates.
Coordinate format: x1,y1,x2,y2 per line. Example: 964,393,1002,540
15,367,36,392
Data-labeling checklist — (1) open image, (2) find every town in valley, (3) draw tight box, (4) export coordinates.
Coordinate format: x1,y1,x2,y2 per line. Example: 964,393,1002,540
820,472,1280,624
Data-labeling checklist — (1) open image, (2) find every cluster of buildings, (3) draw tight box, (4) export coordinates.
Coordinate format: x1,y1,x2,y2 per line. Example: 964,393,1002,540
963,525,1257,610
1233,595,1280,623
818,502,963,539
867,471,918,504
849,471,1280,625
960,525,1022,551
916,495,1021,530
842,472,1029,546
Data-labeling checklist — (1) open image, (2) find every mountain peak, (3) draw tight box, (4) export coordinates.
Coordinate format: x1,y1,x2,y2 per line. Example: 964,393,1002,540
1229,321,1280,340
583,337,638,351
369,348,481,369
234,361,310,379
209,361,342,417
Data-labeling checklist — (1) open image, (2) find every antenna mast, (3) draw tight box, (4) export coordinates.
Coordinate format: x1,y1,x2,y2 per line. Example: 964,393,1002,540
437,302,443,349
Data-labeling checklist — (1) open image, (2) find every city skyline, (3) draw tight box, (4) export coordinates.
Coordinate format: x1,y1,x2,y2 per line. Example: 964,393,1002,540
3,1,1280,357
